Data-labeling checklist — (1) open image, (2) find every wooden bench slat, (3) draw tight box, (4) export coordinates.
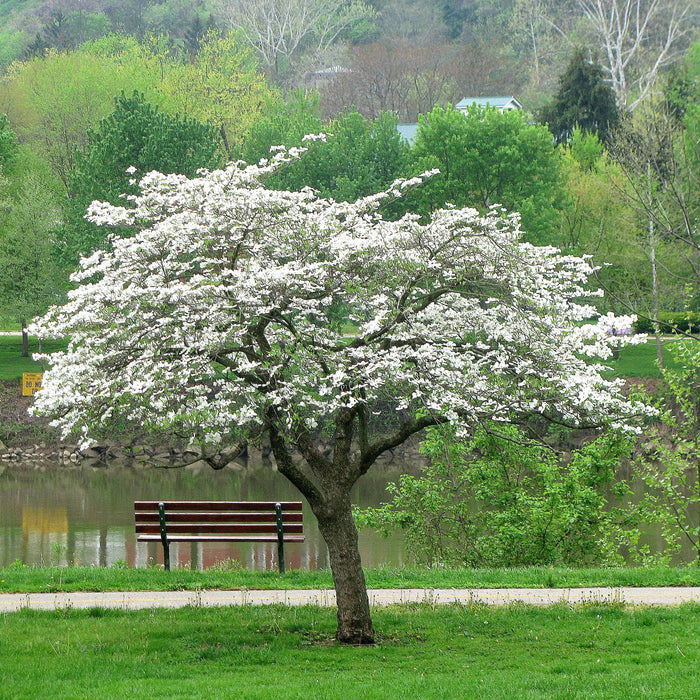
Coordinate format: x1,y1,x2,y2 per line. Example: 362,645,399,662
135,523,304,534
137,534,306,543
135,512,303,524
134,499,305,572
134,500,302,511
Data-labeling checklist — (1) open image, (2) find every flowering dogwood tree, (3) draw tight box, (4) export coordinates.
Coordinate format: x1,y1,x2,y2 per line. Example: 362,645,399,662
31,151,649,644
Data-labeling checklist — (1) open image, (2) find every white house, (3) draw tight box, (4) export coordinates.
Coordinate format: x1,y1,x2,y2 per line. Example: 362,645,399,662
397,97,524,145
397,123,419,144
454,96,522,113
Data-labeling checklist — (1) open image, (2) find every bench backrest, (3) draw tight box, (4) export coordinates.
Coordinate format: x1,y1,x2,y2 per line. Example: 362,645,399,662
134,500,304,538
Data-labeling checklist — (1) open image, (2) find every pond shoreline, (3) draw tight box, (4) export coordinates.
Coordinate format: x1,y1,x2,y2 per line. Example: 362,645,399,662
0,379,426,472
0,375,662,469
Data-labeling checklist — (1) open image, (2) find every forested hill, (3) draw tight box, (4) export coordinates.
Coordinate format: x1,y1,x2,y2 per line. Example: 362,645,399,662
0,0,218,69
1,0,696,110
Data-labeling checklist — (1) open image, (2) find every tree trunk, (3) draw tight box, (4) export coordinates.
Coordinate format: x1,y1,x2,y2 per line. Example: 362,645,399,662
267,424,375,643
21,318,29,358
314,496,375,644
647,161,663,369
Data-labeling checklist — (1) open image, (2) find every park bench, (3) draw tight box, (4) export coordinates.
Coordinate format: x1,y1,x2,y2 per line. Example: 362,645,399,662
134,500,304,573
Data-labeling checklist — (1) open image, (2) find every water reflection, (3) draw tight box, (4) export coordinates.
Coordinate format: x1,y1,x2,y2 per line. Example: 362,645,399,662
0,461,407,570
3,459,695,568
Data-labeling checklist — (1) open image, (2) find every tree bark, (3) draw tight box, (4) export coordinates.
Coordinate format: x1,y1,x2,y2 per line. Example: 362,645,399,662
268,424,375,644
314,495,375,645
21,318,29,358
647,161,663,369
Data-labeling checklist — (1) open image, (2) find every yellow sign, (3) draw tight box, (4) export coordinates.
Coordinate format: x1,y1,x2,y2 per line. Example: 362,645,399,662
22,506,68,535
22,372,43,396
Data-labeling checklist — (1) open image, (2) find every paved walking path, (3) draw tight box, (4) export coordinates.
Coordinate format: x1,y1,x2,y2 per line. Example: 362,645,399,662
0,587,699,613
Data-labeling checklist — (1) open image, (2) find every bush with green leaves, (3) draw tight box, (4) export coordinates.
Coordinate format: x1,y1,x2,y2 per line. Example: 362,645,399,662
394,105,566,245
632,312,700,334
235,90,324,166
631,339,700,564
238,100,409,203
357,424,634,567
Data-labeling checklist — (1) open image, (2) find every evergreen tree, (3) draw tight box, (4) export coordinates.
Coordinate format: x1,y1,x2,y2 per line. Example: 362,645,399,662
539,49,619,145
59,91,222,267
21,33,48,60
183,15,204,58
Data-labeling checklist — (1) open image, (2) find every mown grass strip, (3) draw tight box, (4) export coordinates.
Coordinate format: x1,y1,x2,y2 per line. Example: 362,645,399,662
0,335,68,381
1,564,700,594
1,603,698,699
0,334,676,382
602,338,681,378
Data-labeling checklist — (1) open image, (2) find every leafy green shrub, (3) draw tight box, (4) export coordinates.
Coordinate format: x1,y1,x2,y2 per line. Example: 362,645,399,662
357,424,634,567
630,338,700,564
633,312,700,334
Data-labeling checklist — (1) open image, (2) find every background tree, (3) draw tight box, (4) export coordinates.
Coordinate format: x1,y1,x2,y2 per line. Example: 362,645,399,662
0,173,63,355
159,31,273,155
0,0,698,99
141,0,215,43
401,105,566,245
319,42,412,119
0,39,165,189
265,110,408,201
0,34,272,186
60,91,222,267
558,129,655,317
539,49,619,145
236,97,408,202
235,90,324,165
0,113,18,175
218,0,375,81
31,155,648,643
509,0,568,100
573,0,696,110
101,0,153,38
376,0,449,44
320,40,521,121
607,102,700,360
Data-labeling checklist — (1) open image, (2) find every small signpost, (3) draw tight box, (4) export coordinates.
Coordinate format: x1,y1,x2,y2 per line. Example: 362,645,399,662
22,372,43,396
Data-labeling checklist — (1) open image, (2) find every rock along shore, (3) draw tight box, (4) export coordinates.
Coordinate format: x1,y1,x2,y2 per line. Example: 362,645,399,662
0,379,427,471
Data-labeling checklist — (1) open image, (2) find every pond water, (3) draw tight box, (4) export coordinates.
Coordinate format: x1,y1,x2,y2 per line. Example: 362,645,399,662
0,460,408,571
1,458,695,570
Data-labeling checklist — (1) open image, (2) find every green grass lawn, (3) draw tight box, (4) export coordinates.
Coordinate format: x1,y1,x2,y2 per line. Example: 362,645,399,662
603,338,682,378
2,564,700,594
0,333,682,383
1,603,698,699
0,334,67,381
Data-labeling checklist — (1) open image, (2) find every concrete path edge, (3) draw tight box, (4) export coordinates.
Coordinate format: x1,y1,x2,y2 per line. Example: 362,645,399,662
1,587,699,613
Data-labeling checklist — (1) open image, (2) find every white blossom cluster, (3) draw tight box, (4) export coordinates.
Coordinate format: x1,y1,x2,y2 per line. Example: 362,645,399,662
30,156,652,448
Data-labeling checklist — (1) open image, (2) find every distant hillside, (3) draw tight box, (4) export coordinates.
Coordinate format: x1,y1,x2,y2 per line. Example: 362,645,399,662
0,0,217,68
0,0,697,109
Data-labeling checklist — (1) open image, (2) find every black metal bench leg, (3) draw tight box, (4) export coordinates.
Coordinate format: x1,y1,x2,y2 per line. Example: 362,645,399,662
275,503,285,574
158,502,171,571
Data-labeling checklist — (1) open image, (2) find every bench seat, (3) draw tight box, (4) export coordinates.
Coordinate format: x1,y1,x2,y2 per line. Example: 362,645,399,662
135,500,305,572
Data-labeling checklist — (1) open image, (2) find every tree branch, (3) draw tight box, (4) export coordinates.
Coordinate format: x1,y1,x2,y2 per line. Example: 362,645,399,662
358,413,446,476
268,422,325,508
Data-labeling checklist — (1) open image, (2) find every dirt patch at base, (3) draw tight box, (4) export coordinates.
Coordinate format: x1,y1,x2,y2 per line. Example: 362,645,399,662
0,380,57,448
